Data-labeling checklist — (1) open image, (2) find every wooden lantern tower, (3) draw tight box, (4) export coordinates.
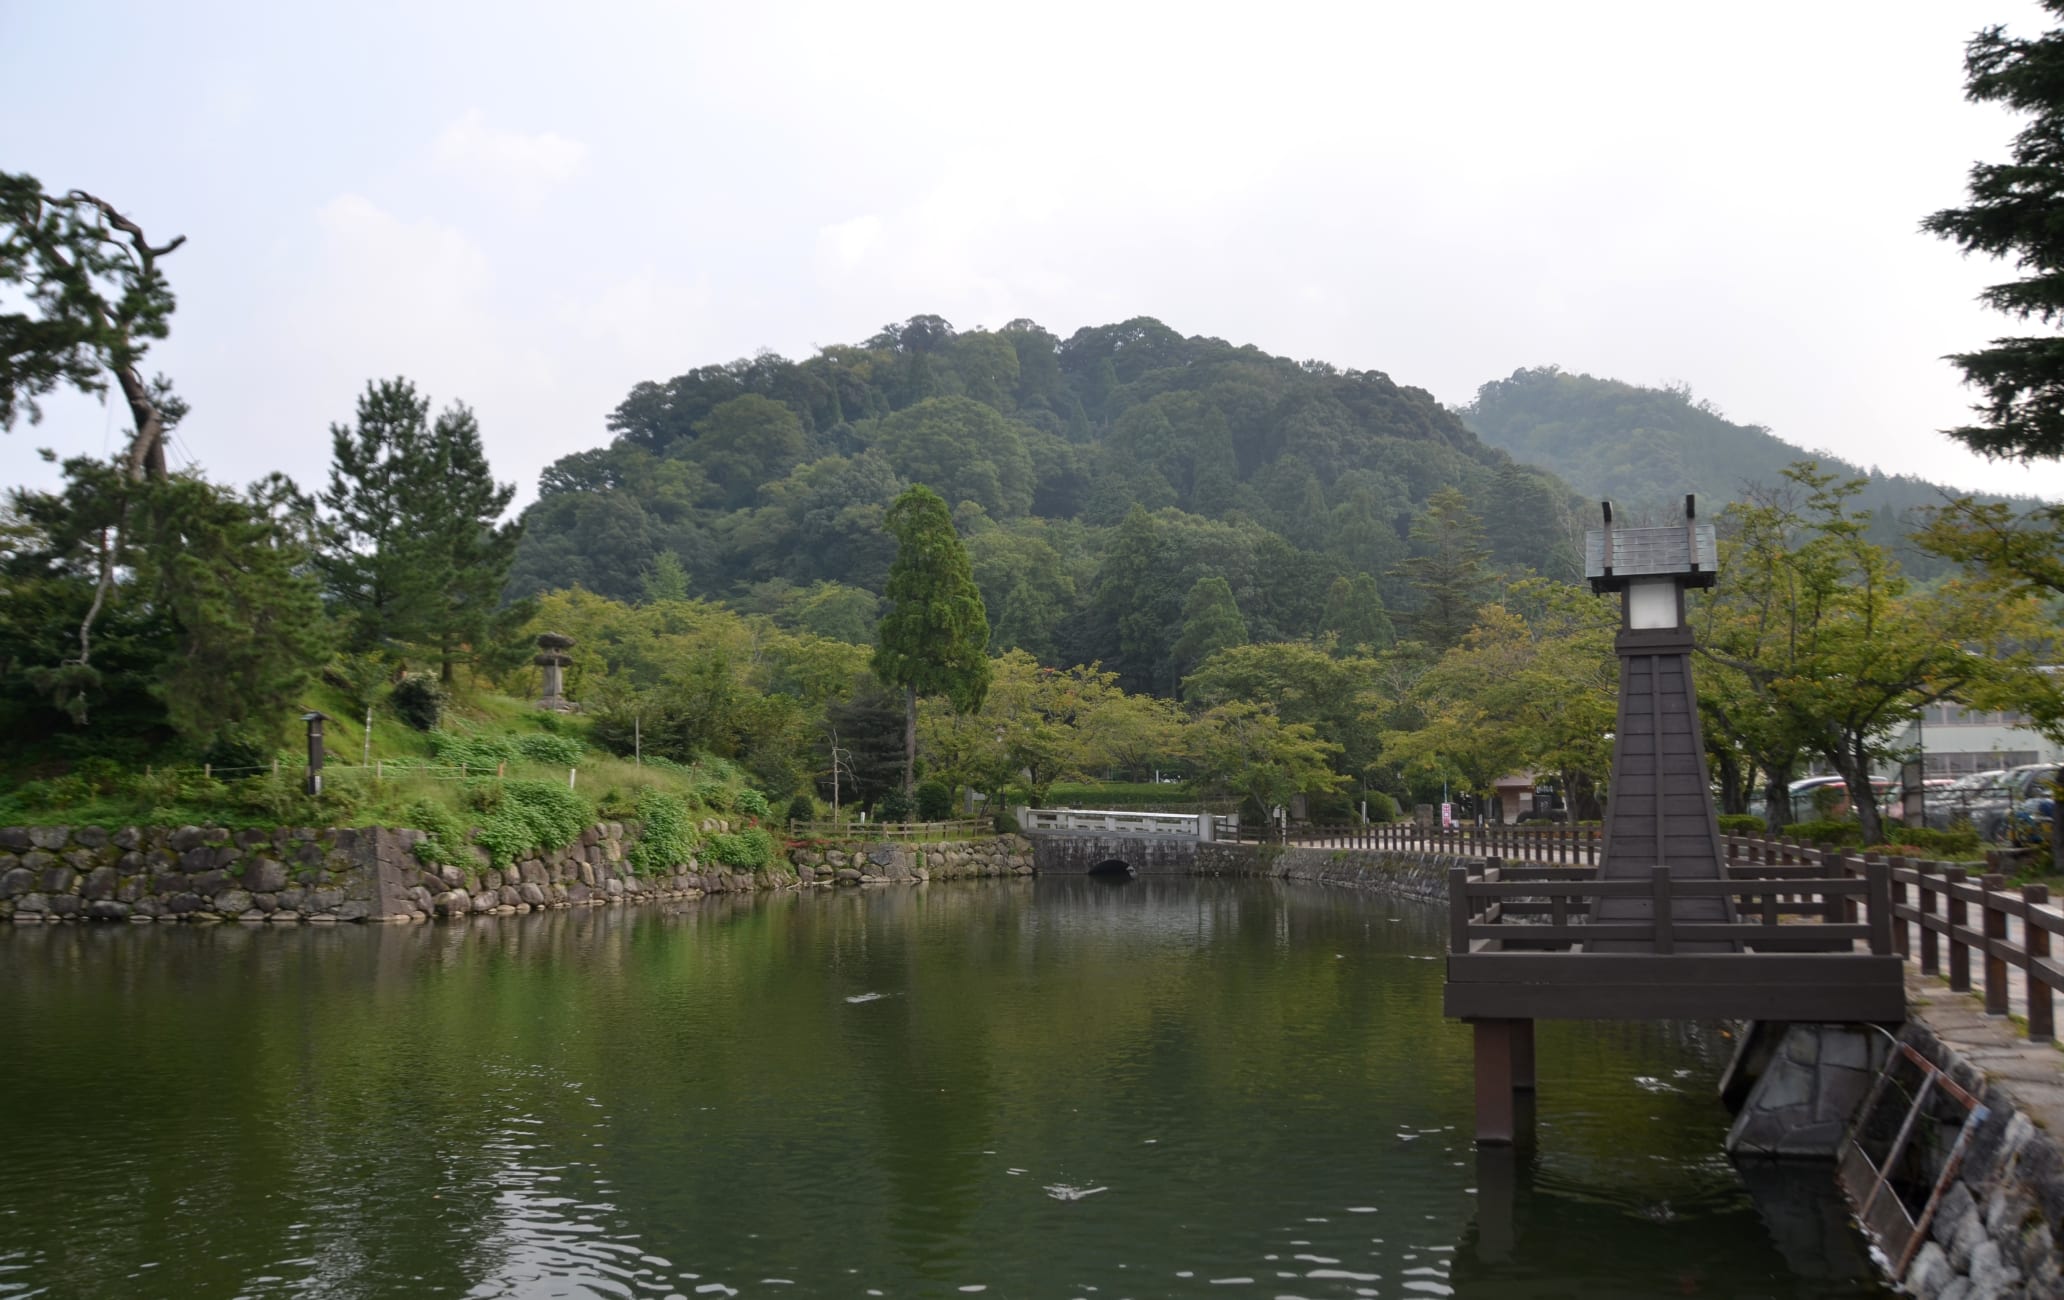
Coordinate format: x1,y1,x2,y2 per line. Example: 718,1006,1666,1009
1585,496,1734,948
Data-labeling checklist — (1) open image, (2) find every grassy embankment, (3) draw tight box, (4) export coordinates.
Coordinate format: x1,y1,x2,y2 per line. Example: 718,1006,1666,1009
0,681,782,875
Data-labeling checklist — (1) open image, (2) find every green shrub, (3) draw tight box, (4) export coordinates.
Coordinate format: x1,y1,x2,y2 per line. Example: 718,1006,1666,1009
1365,790,1399,823
199,734,271,779
391,674,446,731
914,778,955,821
1717,813,1766,836
630,790,698,874
707,826,778,870
406,799,473,868
514,732,585,766
1884,825,1984,858
992,810,1020,835
876,788,913,822
733,788,771,820
786,792,817,825
469,779,591,866
428,731,519,769
1784,818,1862,848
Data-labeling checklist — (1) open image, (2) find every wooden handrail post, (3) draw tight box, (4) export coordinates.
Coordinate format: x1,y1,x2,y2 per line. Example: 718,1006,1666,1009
2025,884,2053,1043
1918,863,1941,976
1846,855,1872,925
1867,858,1893,956
1449,866,1472,953
1891,859,1910,958
1982,872,2010,1017
1947,868,1971,993
1652,865,1674,954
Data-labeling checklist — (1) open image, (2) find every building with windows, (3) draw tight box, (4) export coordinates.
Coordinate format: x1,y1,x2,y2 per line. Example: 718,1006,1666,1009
1886,704,2060,777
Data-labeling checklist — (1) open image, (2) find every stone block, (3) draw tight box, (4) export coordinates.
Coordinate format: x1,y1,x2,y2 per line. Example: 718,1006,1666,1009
79,866,117,900
84,900,129,921
27,826,68,851
519,883,545,905
1966,1239,2020,1297
0,868,31,899
189,869,229,897
115,877,144,903
74,826,109,850
14,893,47,913
0,828,30,852
216,889,253,915
245,859,288,893
113,827,141,851
40,865,77,895
164,893,202,915
46,895,80,916
167,826,205,852
336,900,371,921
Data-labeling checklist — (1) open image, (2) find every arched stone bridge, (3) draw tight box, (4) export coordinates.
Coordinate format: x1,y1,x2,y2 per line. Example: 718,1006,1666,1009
1018,809,1237,875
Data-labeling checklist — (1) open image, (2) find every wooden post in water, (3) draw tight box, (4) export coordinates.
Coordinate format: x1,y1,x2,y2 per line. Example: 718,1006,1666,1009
1473,1020,1522,1145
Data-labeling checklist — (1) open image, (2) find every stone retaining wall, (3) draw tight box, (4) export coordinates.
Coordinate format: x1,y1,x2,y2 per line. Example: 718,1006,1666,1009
1881,1020,2064,1300
787,836,1034,885
0,824,1031,925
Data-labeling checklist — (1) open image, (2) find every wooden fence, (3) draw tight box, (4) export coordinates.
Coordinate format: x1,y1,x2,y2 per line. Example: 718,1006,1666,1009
787,817,990,841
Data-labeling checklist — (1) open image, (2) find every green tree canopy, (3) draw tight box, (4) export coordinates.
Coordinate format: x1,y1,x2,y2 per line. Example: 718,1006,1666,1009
869,397,1035,519
1169,575,1248,683
1,173,183,480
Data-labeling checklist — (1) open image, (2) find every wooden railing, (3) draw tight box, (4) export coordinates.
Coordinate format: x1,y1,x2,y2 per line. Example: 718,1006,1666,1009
1889,861,2060,1042
787,817,990,841
1287,822,1605,863
1439,843,2064,1043
1450,860,1894,956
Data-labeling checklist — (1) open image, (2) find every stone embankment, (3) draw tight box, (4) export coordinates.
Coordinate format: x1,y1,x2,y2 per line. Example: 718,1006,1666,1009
0,823,1033,925
789,836,1034,885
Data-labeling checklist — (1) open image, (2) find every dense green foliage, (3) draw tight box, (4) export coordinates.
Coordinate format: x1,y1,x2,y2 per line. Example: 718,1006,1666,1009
1463,367,2036,579
1924,0,2064,462
509,315,1581,686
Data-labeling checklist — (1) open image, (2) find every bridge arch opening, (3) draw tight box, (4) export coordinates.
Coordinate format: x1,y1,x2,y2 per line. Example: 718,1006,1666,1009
1086,859,1135,877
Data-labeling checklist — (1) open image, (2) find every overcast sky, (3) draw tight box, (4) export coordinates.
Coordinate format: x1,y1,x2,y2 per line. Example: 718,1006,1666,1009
5,0,2061,508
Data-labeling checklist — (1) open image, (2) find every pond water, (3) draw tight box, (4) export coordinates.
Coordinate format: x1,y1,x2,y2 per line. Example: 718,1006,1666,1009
0,878,1888,1299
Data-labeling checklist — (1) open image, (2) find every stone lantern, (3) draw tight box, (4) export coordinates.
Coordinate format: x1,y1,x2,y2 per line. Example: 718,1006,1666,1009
535,633,575,711
1585,496,1734,948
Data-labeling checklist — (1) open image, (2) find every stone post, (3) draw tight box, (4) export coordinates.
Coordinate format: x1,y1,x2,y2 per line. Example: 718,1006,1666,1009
535,632,574,711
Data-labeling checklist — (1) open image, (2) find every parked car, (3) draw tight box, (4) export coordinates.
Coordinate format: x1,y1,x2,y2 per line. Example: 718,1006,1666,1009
1924,771,2000,831
1964,764,2061,844
1785,775,1894,824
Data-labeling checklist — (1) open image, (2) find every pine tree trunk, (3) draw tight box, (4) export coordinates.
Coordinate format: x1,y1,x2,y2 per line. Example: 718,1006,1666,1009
903,685,917,794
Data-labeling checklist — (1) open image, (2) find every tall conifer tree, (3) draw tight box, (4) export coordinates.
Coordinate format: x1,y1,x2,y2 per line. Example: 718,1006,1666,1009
872,485,990,793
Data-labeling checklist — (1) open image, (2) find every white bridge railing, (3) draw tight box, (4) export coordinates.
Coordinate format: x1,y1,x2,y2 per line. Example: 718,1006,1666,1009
1018,808,1237,840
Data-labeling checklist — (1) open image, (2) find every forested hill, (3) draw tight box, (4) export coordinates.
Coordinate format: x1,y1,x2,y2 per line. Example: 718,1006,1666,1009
1461,367,2038,577
509,315,1583,694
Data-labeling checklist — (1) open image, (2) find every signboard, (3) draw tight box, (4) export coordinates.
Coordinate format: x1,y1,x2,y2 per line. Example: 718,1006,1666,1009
1441,802,1455,829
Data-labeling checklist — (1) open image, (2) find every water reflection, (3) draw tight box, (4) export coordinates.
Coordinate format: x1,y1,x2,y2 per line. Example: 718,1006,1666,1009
0,879,1884,1297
